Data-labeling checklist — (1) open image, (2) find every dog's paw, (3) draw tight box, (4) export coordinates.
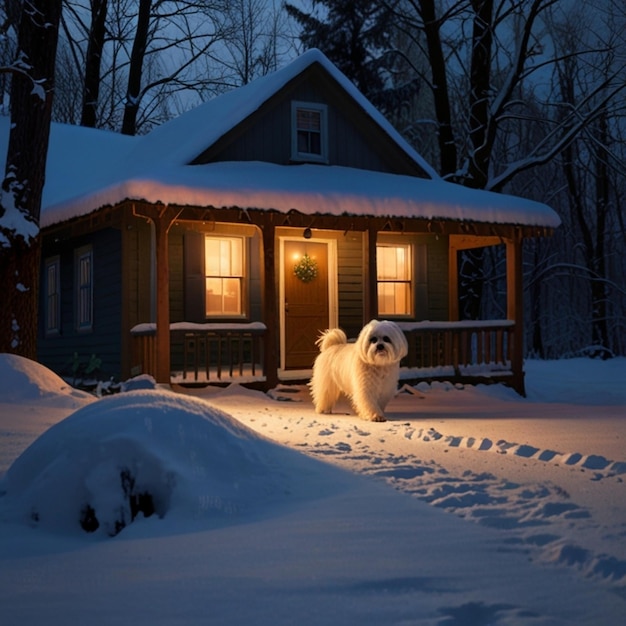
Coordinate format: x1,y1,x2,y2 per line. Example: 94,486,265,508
368,414,386,423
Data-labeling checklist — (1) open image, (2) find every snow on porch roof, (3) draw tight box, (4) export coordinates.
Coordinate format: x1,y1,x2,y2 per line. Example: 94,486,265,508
42,160,561,229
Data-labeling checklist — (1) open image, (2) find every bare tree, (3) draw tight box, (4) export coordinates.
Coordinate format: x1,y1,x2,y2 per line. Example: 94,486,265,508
221,0,290,85
536,0,626,358
81,0,108,127
118,0,236,135
121,0,150,134
0,0,63,357
55,1,239,133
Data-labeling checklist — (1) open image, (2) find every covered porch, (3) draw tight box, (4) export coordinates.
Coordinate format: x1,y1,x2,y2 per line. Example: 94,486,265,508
126,202,539,395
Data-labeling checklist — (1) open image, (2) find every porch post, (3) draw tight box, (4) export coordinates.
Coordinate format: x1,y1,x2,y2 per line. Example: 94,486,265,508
261,216,279,388
365,221,378,322
154,215,171,384
448,242,460,321
506,233,525,396
133,204,178,385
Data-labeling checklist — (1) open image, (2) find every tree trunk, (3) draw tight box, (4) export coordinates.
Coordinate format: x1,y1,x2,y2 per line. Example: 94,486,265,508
0,0,63,357
590,111,610,357
81,0,108,128
417,0,457,177
121,0,151,136
467,0,493,189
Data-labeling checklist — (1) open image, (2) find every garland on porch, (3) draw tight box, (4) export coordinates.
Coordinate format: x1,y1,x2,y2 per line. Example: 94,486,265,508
293,253,318,283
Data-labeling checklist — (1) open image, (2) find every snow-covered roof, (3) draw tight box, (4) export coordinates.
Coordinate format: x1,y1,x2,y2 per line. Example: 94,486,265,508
127,49,439,178
0,49,561,230
42,160,561,229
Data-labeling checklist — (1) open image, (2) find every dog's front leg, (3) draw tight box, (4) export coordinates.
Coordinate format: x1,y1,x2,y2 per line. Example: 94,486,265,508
351,391,386,422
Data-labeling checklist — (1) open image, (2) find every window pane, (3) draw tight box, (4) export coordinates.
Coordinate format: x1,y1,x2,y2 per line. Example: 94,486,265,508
297,130,310,153
297,109,320,131
76,250,93,330
377,247,394,280
378,245,410,280
229,238,243,276
309,132,321,155
205,277,242,316
205,239,220,275
206,277,222,314
47,263,57,297
222,278,241,314
378,283,410,316
46,260,59,332
206,237,244,277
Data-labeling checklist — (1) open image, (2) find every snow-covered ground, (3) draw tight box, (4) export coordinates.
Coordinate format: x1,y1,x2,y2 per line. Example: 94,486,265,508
0,353,625,625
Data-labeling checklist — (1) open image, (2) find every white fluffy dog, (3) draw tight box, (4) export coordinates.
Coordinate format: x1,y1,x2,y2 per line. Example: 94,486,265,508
309,320,408,422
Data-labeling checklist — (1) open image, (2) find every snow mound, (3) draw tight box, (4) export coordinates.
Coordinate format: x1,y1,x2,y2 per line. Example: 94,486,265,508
0,390,341,536
0,353,93,407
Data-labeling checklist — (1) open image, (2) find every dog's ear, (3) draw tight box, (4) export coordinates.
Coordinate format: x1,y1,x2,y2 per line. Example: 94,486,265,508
396,326,409,359
356,320,376,361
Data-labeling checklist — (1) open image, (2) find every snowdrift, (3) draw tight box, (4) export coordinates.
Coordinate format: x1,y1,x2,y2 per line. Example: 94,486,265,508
0,353,93,407
0,389,345,536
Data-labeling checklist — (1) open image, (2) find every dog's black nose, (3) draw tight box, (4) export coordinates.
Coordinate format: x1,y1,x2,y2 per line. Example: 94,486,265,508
376,343,386,351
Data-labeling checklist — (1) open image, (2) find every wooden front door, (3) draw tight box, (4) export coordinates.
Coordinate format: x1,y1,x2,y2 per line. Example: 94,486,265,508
283,240,330,369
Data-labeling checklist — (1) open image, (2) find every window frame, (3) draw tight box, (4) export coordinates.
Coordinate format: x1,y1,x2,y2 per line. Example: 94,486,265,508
44,255,61,336
376,242,414,318
291,101,328,164
204,235,247,319
75,245,93,333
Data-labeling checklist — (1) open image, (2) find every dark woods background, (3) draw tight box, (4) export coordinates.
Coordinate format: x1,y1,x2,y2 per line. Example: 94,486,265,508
1,0,624,359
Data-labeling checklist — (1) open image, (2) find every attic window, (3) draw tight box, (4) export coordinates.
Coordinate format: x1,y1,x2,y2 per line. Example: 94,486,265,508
291,101,328,163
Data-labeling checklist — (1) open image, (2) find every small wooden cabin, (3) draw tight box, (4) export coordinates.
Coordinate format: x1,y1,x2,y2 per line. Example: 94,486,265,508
35,50,559,395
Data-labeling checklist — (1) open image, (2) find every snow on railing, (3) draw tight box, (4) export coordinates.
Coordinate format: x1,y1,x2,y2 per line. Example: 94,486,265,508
130,320,521,391
130,322,266,383
396,320,515,379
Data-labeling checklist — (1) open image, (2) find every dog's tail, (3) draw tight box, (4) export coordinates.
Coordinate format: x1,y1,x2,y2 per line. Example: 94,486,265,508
316,328,347,352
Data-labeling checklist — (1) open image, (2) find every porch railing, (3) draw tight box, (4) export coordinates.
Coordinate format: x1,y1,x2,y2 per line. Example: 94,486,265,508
130,319,522,393
130,322,266,384
396,320,517,382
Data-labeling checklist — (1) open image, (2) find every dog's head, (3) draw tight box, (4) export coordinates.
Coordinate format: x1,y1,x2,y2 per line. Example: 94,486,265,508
356,320,408,366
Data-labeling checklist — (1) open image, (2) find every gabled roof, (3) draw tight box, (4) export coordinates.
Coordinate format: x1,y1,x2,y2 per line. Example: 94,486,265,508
0,50,561,231
124,49,439,179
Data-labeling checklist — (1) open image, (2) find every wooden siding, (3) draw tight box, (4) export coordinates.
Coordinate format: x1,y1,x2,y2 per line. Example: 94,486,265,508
337,232,365,337
123,218,153,329
121,216,153,378
169,229,185,322
38,227,123,381
427,235,449,320
193,65,428,177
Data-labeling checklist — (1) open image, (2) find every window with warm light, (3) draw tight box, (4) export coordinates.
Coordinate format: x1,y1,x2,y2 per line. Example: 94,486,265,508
377,243,412,316
205,236,244,316
44,256,60,335
291,101,328,162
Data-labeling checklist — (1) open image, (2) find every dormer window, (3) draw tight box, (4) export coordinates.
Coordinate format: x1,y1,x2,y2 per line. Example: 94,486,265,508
291,101,328,163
